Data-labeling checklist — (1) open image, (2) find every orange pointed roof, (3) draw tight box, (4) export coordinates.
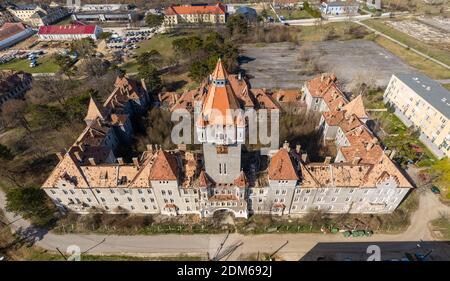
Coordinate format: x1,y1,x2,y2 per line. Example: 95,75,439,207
149,150,179,181
342,95,368,120
234,170,248,188
268,148,299,180
202,59,241,125
211,58,227,80
197,170,213,187
85,97,106,122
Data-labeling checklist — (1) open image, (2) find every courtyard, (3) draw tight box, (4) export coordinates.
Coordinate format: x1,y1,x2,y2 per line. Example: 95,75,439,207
239,40,419,90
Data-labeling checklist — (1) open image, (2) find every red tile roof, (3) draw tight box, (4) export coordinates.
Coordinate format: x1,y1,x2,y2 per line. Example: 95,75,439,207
38,24,97,35
165,3,226,16
0,22,27,42
149,150,179,181
268,148,299,180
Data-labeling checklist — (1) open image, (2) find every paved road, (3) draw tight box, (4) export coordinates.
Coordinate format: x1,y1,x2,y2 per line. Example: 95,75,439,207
355,21,450,72
1,188,450,260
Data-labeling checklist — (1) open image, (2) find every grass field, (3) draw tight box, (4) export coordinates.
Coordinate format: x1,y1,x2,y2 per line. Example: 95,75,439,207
443,84,450,91
364,19,450,67
431,216,450,240
0,56,59,73
278,9,313,20
122,32,192,73
371,36,450,80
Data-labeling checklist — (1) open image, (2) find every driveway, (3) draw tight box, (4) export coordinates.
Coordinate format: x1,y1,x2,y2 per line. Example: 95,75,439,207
1,188,449,260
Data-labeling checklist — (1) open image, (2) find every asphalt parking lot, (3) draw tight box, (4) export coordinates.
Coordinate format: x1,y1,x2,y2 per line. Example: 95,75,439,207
239,40,418,90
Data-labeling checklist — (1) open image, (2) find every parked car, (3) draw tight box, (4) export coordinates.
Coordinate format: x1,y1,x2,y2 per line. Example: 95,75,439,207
431,186,441,194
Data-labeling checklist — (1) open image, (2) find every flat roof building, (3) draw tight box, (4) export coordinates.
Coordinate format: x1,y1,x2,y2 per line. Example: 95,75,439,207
384,73,450,158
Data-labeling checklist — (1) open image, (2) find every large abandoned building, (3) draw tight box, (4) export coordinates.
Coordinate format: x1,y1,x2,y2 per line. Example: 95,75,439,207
42,61,413,218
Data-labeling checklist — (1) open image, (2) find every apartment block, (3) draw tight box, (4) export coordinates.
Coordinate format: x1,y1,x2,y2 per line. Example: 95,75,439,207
384,73,450,159
164,3,227,26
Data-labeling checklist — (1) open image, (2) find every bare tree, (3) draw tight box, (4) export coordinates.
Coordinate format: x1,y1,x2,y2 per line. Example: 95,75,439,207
28,75,73,106
1,100,30,133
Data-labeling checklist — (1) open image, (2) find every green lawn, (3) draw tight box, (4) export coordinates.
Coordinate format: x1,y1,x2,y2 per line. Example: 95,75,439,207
443,84,450,91
364,19,450,67
121,32,190,73
0,56,59,73
278,9,313,20
137,33,187,58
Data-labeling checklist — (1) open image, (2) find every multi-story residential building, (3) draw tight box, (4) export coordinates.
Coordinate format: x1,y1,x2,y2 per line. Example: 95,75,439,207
384,73,450,159
164,3,227,26
38,23,103,41
43,60,412,217
0,70,32,108
0,22,35,50
7,3,69,27
320,0,359,15
0,7,16,26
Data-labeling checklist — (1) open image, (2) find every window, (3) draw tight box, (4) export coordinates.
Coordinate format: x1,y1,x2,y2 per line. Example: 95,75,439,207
114,197,119,202
168,190,172,196
144,205,148,210
82,190,87,194
138,189,143,194
162,190,166,195
147,189,152,194
63,190,68,195
141,198,145,203
110,189,115,194
101,197,105,202
127,197,132,202
50,190,56,194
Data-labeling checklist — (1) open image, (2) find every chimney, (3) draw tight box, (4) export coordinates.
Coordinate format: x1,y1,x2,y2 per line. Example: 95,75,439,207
389,150,396,160
283,141,290,151
384,149,391,157
78,143,85,152
366,142,374,151
117,157,124,165
301,153,309,163
324,156,331,164
238,72,242,81
178,144,187,151
352,157,361,165
132,157,139,166
56,151,64,161
321,73,325,82
295,144,301,154
74,151,82,162
88,157,96,165
158,93,162,102
349,115,355,124
146,144,153,152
